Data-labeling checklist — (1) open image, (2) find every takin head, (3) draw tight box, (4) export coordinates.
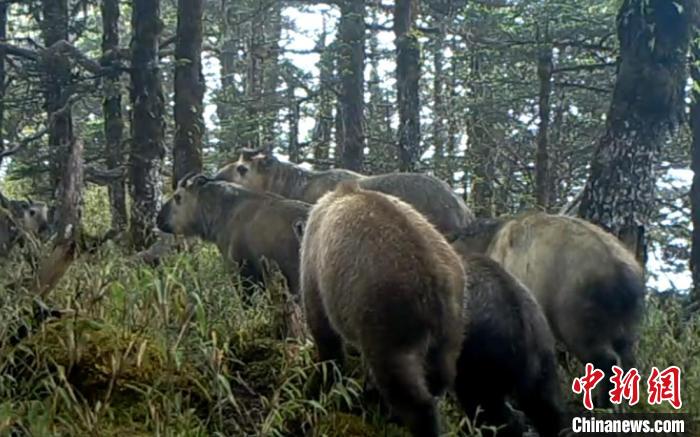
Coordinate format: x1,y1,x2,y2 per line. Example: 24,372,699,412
0,193,50,235
156,173,212,236
214,147,277,191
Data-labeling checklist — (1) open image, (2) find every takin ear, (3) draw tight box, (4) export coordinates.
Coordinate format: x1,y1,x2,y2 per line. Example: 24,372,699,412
252,151,275,164
240,147,261,160
292,219,306,242
188,174,211,188
178,171,198,189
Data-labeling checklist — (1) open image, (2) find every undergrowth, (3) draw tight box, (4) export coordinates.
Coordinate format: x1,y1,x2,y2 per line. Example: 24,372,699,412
0,241,698,436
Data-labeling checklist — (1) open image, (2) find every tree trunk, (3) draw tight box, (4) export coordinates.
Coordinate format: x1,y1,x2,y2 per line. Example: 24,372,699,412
129,0,165,249
40,0,73,197
446,34,459,187
468,53,494,217
578,0,695,263
101,0,127,232
690,40,700,306
432,27,447,181
34,138,83,298
365,6,396,175
469,120,495,217
53,137,84,244
216,1,239,149
395,0,421,172
312,28,333,169
286,80,300,163
173,0,204,188
261,3,281,145
243,18,263,148
535,45,553,210
334,94,344,166
0,1,6,168
336,0,365,172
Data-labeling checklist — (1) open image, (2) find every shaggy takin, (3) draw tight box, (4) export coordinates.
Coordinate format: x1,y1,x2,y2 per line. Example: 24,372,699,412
215,148,474,236
0,192,50,257
450,212,645,407
298,181,465,437
156,174,310,297
455,254,565,437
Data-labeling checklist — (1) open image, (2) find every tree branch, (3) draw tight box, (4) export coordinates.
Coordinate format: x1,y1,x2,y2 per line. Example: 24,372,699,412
0,93,81,159
553,62,616,74
0,40,105,74
85,165,127,185
0,42,39,61
556,80,611,94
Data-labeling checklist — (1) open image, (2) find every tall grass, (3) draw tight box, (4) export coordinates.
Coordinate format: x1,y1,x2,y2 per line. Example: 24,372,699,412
0,235,698,435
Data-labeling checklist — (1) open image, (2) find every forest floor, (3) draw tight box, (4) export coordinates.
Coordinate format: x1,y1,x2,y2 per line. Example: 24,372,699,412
0,234,698,436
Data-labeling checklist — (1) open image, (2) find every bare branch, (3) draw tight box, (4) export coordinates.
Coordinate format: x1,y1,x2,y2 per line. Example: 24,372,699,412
0,93,81,159
0,42,39,61
0,40,105,74
553,62,616,74
85,165,127,185
559,190,583,216
0,128,49,159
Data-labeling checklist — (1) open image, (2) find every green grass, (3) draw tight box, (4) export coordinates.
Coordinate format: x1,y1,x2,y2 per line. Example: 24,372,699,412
0,240,698,436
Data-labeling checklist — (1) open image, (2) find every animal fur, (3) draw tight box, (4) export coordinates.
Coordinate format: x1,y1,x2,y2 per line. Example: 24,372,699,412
0,192,50,257
215,149,474,236
452,212,646,408
455,254,565,437
156,174,310,297
299,180,465,437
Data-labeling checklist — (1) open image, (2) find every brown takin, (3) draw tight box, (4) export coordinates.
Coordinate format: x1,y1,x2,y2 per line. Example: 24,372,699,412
156,174,310,298
214,148,474,236
450,212,646,407
0,192,50,257
298,181,464,437
455,254,565,437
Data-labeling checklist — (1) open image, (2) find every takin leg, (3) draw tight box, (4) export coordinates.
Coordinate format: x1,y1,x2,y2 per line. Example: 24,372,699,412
302,280,346,398
613,335,637,371
367,351,440,437
425,340,458,397
516,363,566,437
587,345,619,410
302,281,344,365
454,370,524,437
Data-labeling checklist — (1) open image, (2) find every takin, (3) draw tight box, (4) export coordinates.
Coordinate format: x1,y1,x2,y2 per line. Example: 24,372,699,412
455,254,565,437
298,180,465,437
156,173,310,297
449,212,646,408
0,192,50,257
214,148,474,236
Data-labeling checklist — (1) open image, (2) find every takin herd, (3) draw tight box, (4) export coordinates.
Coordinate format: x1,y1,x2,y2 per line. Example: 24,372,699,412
0,149,647,437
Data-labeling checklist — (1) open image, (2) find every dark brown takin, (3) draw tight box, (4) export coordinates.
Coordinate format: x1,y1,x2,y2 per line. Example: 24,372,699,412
455,254,565,437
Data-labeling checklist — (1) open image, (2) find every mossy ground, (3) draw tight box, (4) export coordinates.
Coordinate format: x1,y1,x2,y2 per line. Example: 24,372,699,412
0,234,698,436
